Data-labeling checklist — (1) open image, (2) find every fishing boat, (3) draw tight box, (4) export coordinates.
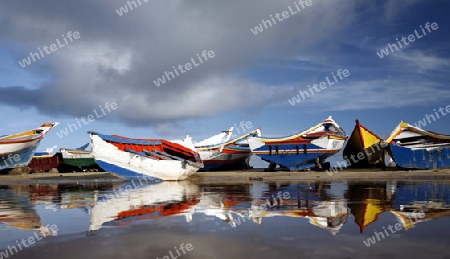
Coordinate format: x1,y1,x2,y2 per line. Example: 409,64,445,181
60,143,96,169
28,153,60,173
342,120,384,168
384,122,450,169
89,132,203,181
248,116,347,170
28,145,60,172
0,123,58,171
194,127,261,170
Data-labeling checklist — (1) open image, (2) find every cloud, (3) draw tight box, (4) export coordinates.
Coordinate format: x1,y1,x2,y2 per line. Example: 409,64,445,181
393,50,450,74
0,0,434,128
282,77,450,112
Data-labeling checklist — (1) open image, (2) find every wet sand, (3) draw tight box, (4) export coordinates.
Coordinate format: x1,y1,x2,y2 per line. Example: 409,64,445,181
0,168,449,184
190,168,450,183
9,222,450,259
0,171,123,184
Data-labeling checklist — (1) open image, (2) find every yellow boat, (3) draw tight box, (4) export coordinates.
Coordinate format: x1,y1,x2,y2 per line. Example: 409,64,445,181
342,120,384,168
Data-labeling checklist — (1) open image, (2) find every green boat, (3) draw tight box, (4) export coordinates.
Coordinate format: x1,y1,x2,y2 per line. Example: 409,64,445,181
60,147,96,168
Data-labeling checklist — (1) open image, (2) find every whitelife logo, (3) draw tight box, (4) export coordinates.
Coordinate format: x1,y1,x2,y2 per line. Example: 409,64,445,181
18,31,81,68
153,50,215,87
250,0,313,35
376,22,439,59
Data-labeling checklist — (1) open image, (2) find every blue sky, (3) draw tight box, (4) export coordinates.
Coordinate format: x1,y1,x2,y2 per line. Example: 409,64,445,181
0,0,449,158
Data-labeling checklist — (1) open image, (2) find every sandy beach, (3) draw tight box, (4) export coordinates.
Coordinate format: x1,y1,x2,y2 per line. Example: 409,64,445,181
1,168,449,184
0,171,122,184
190,168,450,184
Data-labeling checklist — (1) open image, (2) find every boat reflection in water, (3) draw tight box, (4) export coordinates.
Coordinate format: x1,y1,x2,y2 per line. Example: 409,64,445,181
86,180,450,234
0,185,59,236
345,181,450,233
89,181,353,235
0,180,449,239
391,182,450,230
89,181,201,231
246,182,349,235
345,182,396,233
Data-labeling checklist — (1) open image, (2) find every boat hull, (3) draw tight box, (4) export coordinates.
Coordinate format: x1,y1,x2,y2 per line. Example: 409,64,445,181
0,144,39,170
0,123,58,170
28,154,60,172
62,158,96,168
389,144,450,169
60,149,96,168
342,120,384,168
90,134,202,181
250,137,346,170
249,117,347,171
199,147,251,170
195,128,260,171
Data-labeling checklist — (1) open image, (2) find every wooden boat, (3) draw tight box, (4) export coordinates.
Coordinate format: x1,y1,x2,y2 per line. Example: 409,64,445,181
248,116,347,170
28,153,60,172
342,120,384,168
0,123,58,171
194,127,261,170
89,132,203,180
60,143,96,169
28,145,60,172
384,121,450,169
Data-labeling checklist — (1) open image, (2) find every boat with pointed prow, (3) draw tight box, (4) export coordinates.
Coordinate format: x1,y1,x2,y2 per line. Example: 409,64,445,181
342,120,385,168
89,132,203,180
0,123,58,171
248,116,347,171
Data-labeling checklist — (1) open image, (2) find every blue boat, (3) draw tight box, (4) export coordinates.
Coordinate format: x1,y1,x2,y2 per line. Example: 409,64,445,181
385,122,450,169
248,116,347,171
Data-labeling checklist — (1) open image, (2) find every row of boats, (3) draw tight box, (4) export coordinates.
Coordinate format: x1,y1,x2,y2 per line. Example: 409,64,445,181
1,116,449,180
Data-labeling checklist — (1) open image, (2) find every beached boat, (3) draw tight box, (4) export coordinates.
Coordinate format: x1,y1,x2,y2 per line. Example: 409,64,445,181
89,132,203,181
60,143,96,169
28,153,60,172
384,122,450,169
195,127,261,170
0,123,58,170
28,145,60,172
248,116,347,170
342,120,384,168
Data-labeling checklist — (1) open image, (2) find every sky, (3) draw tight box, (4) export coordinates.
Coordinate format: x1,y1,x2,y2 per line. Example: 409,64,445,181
0,0,449,161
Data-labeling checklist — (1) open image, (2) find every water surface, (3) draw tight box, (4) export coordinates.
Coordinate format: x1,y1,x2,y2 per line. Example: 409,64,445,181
0,180,449,258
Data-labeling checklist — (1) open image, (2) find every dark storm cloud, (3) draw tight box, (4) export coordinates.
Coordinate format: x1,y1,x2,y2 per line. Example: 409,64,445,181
0,0,424,126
